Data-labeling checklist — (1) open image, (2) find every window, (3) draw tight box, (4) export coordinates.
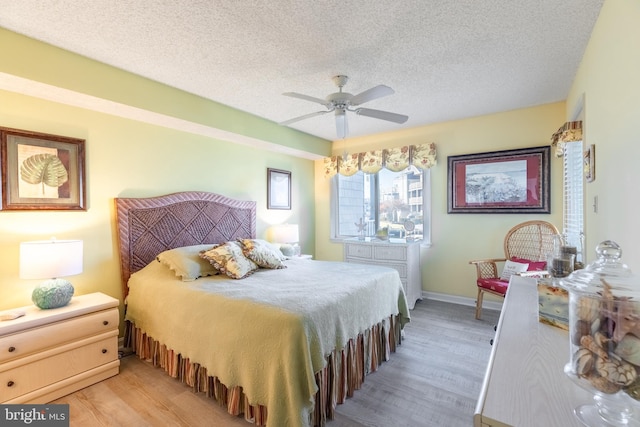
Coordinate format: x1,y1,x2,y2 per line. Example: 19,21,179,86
331,166,431,243
562,140,584,262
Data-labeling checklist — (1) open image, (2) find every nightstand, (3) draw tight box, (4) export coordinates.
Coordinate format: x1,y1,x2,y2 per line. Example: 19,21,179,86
0,292,120,404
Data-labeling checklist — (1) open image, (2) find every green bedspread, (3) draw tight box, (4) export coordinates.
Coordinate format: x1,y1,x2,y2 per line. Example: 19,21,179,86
125,257,410,427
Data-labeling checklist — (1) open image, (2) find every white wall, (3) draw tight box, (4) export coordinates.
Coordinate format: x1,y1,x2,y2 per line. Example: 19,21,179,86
566,0,640,266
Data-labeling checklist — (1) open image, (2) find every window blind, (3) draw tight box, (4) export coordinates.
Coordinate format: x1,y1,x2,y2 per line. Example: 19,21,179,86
563,140,584,261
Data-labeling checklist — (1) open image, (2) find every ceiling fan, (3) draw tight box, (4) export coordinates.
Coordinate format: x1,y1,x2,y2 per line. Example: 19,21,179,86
278,75,408,139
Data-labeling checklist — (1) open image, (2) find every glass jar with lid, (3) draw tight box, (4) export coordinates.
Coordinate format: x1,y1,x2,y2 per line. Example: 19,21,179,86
560,240,640,426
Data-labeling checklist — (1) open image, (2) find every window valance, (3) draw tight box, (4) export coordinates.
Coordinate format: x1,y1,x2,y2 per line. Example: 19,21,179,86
323,142,437,178
551,121,582,157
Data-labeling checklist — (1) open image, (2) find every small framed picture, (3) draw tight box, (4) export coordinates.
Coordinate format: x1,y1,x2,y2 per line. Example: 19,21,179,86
1,127,86,211
267,168,291,210
584,144,595,183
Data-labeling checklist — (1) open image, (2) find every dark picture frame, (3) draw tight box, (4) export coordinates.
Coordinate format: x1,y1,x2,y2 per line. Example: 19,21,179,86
1,127,86,211
447,146,550,214
267,168,291,210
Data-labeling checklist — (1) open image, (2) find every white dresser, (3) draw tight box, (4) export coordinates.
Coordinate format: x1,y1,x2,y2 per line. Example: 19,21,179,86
0,292,120,404
343,238,422,309
474,276,593,427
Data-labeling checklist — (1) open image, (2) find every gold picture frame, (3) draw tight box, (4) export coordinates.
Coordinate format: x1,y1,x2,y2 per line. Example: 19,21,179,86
1,127,86,210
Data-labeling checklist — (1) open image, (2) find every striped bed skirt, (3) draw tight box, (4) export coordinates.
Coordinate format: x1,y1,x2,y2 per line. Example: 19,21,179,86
125,314,403,427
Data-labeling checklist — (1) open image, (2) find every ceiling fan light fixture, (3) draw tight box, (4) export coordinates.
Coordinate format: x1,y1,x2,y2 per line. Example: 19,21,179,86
335,109,348,139
280,75,407,138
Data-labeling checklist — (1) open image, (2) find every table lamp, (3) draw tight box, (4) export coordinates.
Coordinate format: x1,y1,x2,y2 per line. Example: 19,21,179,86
19,239,83,309
270,224,300,257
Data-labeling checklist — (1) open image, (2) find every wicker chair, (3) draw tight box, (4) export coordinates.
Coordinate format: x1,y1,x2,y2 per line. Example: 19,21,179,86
469,220,559,320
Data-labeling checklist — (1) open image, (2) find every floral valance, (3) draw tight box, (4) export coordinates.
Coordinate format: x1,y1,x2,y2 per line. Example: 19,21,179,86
323,143,437,178
551,121,582,157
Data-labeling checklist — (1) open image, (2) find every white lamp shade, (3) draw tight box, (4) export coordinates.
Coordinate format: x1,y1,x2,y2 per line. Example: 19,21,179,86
270,224,299,244
20,239,83,280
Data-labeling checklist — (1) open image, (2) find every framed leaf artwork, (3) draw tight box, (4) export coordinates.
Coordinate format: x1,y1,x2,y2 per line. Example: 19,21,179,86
0,127,86,210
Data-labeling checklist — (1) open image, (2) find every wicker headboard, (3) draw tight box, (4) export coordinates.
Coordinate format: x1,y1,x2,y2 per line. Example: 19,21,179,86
115,191,256,298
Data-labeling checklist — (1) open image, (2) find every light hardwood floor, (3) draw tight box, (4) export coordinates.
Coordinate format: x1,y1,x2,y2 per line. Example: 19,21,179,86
53,299,500,427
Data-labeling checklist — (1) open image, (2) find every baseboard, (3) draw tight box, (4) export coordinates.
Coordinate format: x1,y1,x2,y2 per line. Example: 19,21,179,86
421,291,503,312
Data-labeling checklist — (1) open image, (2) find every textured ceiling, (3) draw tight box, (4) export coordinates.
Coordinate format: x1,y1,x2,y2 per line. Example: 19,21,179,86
0,1,603,141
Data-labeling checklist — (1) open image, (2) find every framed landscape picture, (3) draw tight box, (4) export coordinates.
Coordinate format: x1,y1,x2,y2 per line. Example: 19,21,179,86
447,146,550,214
0,127,86,211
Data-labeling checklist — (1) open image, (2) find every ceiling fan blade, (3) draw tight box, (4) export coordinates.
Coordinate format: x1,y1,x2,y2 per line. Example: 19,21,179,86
335,109,348,139
350,85,395,106
278,110,329,126
356,108,408,124
283,92,332,108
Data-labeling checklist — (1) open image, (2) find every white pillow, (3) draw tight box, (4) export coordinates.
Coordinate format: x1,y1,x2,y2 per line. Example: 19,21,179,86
156,244,218,281
499,260,529,281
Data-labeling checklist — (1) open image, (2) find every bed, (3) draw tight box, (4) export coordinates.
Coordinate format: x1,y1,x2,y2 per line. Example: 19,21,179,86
116,191,411,427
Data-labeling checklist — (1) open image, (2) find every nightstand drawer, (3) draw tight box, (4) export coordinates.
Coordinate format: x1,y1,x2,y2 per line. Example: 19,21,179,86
345,243,373,259
0,308,119,363
0,331,118,402
373,245,407,261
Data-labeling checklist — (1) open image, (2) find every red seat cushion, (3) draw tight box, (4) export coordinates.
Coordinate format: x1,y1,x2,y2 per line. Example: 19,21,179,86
511,256,547,271
477,278,509,295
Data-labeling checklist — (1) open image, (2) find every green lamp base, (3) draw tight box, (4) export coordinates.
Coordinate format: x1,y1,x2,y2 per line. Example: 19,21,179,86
32,278,75,309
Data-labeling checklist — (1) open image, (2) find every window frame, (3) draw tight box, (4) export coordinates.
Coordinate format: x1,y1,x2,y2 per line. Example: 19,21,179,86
330,168,431,245
562,139,585,263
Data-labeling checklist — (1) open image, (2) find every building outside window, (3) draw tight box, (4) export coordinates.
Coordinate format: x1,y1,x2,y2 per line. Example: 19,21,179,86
332,166,430,243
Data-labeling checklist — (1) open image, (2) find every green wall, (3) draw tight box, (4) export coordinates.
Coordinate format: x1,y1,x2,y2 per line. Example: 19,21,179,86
0,29,327,315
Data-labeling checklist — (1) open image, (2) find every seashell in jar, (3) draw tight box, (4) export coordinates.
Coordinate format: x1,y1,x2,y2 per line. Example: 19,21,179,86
624,377,640,401
574,348,595,377
577,296,601,322
572,320,592,346
581,335,609,360
614,334,640,366
590,317,601,336
594,331,615,355
595,356,638,386
586,372,622,394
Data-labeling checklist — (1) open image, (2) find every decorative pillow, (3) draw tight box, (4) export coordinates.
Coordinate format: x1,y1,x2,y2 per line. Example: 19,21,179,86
200,241,259,279
156,244,218,281
511,256,547,271
499,260,529,282
238,239,287,269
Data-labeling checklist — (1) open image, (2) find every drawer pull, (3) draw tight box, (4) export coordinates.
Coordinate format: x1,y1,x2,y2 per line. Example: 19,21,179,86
103,320,109,326
7,381,14,387
8,346,15,353
102,349,108,354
